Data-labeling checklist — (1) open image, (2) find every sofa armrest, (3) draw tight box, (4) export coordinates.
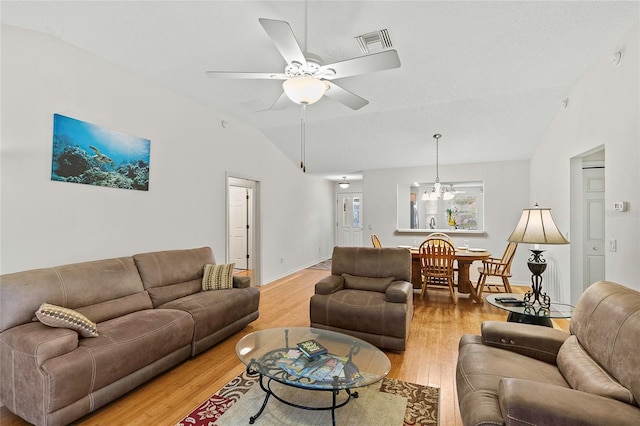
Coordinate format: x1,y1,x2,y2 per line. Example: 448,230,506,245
481,321,569,364
499,378,640,426
0,322,78,366
314,275,344,295
385,281,412,303
233,275,251,289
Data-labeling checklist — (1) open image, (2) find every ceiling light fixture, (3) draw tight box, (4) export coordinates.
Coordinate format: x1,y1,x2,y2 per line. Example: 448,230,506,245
283,75,329,105
422,134,454,201
338,176,350,189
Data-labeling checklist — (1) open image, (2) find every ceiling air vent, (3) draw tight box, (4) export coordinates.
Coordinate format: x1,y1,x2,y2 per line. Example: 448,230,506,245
354,28,393,54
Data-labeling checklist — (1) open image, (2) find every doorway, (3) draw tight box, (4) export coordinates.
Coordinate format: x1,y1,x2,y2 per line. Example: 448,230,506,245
570,148,605,304
227,176,260,285
336,193,363,247
582,165,605,288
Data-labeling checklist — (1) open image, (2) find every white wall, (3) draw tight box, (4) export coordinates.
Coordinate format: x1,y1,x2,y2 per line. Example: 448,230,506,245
362,160,531,284
531,24,640,300
0,25,335,283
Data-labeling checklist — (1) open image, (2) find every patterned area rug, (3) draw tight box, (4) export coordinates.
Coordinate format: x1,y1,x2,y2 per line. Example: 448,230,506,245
307,259,332,270
176,370,439,425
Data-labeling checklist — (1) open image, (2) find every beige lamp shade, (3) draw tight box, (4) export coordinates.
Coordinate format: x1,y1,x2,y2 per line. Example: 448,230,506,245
282,76,329,105
508,207,569,244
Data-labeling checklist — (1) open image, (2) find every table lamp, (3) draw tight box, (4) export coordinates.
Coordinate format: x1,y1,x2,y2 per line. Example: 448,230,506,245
507,205,569,308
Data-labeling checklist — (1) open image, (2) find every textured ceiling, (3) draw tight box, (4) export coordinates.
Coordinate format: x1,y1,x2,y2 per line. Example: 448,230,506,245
2,1,638,180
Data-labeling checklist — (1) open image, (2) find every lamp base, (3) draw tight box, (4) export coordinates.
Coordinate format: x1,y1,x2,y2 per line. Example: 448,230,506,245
524,250,550,309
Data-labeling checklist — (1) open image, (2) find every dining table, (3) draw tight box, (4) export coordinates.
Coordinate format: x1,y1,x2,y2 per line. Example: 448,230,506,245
409,247,490,303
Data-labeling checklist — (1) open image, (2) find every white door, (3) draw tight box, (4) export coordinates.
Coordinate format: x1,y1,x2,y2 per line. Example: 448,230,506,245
583,167,605,289
229,185,250,269
336,193,363,247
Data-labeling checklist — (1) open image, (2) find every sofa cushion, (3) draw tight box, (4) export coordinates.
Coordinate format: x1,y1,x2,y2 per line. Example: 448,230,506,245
342,273,394,292
75,292,153,323
557,335,636,404
202,263,235,291
35,303,98,337
331,247,411,282
158,287,260,343
1,257,145,332
133,247,215,307
80,309,193,391
309,290,408,339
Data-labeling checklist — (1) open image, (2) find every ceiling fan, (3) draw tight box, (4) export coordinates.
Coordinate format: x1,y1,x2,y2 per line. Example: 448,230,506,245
205,18,401,111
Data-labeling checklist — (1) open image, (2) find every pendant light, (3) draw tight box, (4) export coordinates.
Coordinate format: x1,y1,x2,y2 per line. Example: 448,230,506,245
422,134,454,201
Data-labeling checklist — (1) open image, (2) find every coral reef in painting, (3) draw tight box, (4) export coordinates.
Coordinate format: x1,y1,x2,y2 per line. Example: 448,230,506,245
52,135,150,191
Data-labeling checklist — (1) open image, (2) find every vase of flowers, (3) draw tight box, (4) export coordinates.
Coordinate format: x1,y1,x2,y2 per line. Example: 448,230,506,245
446,208,458,229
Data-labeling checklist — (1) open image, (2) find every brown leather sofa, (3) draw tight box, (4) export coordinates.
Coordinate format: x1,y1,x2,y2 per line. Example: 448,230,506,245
0,247,259,426
309,246,413,351
456,280,640,425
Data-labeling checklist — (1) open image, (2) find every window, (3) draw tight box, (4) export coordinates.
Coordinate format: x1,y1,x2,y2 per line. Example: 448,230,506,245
397,181,484,232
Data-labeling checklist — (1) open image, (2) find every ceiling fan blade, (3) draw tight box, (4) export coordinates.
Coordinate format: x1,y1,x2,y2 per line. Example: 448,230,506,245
319,49,401,80
269,92,291,110
259,18,307,66
205,71,287,80
324,82,369,110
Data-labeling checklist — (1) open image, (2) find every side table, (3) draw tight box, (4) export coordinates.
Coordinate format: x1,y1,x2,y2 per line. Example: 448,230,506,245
486,293,574,327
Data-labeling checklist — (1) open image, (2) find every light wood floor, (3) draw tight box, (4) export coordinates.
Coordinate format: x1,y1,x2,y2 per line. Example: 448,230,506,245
1,268,569,426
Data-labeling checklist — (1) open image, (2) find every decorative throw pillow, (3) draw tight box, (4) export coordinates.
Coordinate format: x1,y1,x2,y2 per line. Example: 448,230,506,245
35,303,99,338
202,263,235,291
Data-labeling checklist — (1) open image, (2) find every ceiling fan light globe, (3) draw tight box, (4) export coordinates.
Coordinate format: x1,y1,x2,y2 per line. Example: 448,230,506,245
283,76,329,105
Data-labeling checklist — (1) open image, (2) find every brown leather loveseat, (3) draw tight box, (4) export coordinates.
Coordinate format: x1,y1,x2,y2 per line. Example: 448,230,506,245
456,280,640,425
0,247,259,426
309,246,413,351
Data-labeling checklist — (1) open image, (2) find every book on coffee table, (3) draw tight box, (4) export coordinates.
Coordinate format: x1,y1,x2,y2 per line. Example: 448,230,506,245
297,339,328,358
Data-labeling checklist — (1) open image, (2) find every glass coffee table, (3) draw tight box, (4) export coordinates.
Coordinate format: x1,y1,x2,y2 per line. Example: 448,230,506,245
486,293,574,327
236,327,390,425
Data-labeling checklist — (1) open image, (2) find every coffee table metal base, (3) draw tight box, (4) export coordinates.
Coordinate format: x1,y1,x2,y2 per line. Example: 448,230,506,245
248,369,358,426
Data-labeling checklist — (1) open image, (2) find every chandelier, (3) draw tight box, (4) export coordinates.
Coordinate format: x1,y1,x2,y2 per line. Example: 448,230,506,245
422,134,455,201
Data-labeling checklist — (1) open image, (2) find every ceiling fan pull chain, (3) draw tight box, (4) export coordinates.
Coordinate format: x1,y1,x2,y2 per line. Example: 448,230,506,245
300,103,307,172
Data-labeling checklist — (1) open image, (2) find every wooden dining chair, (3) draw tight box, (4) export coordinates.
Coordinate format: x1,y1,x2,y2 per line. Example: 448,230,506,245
425,232,453,244
371,234,382,248
475,242,518,298
424,232,457,275
419,238,457,303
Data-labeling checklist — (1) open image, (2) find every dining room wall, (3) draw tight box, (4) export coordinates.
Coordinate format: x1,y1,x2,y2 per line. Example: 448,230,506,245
362,159,531,285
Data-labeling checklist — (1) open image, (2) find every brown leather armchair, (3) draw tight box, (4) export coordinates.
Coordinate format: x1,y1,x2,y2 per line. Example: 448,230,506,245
456,281,640,425
309,247,413,351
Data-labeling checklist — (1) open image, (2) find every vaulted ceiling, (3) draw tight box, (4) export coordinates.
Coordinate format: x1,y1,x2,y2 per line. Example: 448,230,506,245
2,1,638,180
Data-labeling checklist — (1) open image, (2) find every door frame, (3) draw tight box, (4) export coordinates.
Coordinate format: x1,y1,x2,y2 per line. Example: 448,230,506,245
226,175,261,286
335,192,364,247
569,147,605,305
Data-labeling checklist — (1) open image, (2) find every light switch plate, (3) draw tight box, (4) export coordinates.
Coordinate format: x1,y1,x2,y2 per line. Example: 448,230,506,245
608,239,617,252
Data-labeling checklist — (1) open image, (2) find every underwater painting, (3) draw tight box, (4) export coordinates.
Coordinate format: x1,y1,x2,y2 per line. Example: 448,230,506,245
51,114,150,191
